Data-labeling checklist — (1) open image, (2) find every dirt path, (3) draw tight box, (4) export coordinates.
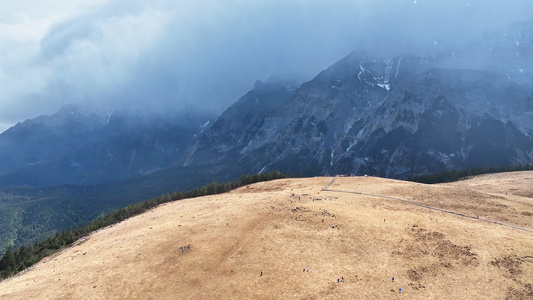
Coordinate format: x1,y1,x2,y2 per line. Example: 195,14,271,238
187,211,271,300
323,176,533,234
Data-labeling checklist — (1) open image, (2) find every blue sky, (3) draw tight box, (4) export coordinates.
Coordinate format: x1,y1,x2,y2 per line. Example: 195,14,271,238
0,0,531,132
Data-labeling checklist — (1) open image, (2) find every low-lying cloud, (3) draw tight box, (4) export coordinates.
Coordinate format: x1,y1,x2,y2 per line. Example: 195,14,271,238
0,0,531,132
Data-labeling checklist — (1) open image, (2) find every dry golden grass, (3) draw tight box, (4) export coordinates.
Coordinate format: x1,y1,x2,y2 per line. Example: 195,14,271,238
1,172,533,299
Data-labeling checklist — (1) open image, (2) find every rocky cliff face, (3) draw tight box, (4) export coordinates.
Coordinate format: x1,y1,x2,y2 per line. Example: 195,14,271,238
185,21,533,178
183,77,298,168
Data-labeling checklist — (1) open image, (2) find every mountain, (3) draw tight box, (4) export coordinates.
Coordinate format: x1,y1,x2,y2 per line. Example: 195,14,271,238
184,20,533,178
0,105,214,187
2,20,531,186
183,76,299,168
0,82,294,254
1,19,532,258
2,172,533,299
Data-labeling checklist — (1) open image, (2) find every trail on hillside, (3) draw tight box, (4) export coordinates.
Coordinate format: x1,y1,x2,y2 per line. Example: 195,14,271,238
187,211,272,300
323,176,533,235
2,176,533,299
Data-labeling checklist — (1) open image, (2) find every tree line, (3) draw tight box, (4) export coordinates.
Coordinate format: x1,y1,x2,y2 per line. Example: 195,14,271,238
0,171,288,280
408,164,533,184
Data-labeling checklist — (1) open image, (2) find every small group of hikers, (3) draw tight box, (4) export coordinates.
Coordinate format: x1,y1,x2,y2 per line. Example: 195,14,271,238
179,243,191,253
335,275,401,293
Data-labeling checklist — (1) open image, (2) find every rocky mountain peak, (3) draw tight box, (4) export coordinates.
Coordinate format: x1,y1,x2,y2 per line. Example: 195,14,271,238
184,33,533,178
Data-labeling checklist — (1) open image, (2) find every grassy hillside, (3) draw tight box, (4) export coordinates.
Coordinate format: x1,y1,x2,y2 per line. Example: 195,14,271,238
1,172,532,299
0,163,250,255
2,163,531,257
0,171,287,278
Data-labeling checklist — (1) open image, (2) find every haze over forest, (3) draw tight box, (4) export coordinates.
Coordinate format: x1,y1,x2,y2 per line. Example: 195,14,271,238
1,0,532,133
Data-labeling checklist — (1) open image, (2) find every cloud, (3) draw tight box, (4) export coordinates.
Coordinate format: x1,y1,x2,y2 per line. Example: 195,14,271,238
40,8,172,103
0,0,532,132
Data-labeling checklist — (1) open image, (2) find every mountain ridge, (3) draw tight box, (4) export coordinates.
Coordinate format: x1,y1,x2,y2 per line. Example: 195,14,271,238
184,20,533,177
0,105,215,187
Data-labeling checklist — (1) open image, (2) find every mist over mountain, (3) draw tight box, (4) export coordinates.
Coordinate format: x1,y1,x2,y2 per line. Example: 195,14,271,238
1,0,532,133
1,18,532,186
184,19,533,178
0,105,214,187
